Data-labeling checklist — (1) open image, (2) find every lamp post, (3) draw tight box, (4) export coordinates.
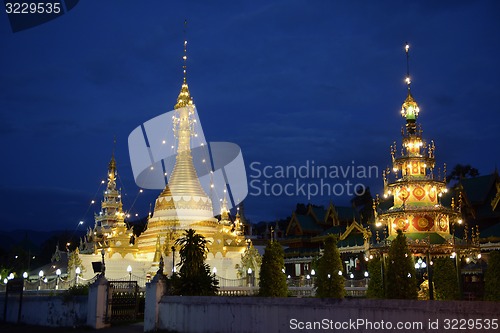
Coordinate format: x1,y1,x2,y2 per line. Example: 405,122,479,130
171,246,176,274
38,270,44,290
247,267,253,287
364,271,369,287
101,249,106,277
212,267,217,275
75,267,81,285
56,269,61,290
127,265,132,282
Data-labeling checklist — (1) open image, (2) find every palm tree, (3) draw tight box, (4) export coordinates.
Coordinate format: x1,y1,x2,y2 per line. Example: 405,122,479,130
173,229,218,296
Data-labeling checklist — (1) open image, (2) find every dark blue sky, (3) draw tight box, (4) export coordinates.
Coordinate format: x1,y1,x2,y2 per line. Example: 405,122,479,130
1,1,499,231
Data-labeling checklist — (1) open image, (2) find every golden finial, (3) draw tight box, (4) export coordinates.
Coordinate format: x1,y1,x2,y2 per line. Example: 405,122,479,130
405,42,411,90
174,20,194,110
109,137,117,172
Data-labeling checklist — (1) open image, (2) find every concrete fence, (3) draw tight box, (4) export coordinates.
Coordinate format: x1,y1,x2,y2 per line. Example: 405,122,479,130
1,293,88,327
1,276,110,329
150,296,499,333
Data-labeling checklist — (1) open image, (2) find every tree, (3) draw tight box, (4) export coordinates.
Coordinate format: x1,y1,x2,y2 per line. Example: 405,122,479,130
315,235,344,298
433,257,459,300
259,240,287,297
173,229,218,296
484,251,500,301
447,164,479,183
366,256,384,299
386,230,417,299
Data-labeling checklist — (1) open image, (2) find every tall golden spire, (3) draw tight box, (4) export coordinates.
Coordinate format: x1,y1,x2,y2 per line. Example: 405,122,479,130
158,21,209,200
174,20,193,110
400,42,420,134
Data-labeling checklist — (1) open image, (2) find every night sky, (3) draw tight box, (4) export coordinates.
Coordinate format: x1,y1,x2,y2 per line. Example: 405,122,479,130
1,1,499,232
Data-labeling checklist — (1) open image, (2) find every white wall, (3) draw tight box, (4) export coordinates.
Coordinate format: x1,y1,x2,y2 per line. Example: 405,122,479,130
155,297,499,333
0,294,87,327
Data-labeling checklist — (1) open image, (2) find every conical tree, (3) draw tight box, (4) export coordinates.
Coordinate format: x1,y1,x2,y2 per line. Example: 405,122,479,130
433,257,459,300
484,251,500,301
259,240,287,297
173,229,218,296
366,256,384,299
315,235,344,298
386,230,417,299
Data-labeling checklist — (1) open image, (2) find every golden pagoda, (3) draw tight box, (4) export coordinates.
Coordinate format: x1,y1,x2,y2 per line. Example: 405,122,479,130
80,153,138,257
372,43,479,257
135,38,247,277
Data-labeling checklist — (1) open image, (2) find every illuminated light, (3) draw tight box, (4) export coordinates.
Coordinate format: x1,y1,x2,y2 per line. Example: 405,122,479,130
150,166,154,170
415,263,420,269
349,273,354,279
369,255,373,260
107,248,111,252
127,265,132,273
407,273,412,278
201,143,204,146
311,269,315,276
388,190,392,195
43,278,48,283
282,268,286,274
327,274,331,278
23,272,28,279
405,77,411,84
56,269,61,276
8,273,14,280
202,159,206,163
375,222,382,227
171,145,174,149
438,193,442,197
247,268,252,274
91,200,95,204
478,254,482,259
338,270,343,276
139,189,143,193
393,167,398,172
405,253,408,258
444,188,448,193
405,43,410,52
421,262,427,269
466,258,470,263
162,140,166,144
383,194,388,199
450,252,456,259
423,163,427,168
101,180,105,184
364,256,369,262
79,221,84,225
3,279,6,284
126,214,130,218
212,267,217,274
210,184,214,188
430,261,433,266
364,271,369,277
135,213,138,217
39,270,44,278
458,219,463,225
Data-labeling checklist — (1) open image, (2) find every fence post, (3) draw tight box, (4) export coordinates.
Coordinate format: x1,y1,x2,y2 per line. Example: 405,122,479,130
86,275,110,329
144,258,167,332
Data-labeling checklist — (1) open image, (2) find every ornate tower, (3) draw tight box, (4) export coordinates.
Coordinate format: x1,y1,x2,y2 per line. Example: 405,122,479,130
374,43,462,248
136,38,218,257
81,153,137,257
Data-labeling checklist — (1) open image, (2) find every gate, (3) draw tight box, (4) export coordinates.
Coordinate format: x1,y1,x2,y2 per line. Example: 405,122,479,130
106,281,145,323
